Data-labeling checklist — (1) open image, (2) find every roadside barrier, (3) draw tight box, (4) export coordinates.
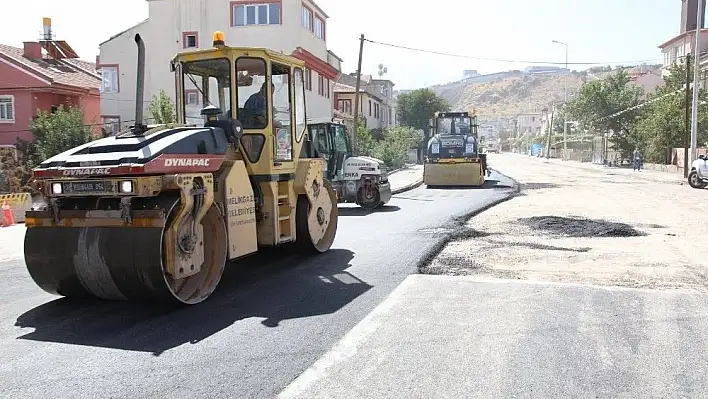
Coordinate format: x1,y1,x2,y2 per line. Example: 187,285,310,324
0,193,31,223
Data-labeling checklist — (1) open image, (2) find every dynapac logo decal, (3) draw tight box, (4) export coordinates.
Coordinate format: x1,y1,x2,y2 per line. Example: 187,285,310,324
62,168,111,176
164,158,211,167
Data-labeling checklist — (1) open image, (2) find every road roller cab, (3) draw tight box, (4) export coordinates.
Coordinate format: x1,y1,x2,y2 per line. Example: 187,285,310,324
24,32,339,305
423,111,487,187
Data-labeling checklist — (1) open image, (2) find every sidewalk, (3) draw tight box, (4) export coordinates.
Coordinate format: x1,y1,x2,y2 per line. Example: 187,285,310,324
387,164,424,194
505,152,685,184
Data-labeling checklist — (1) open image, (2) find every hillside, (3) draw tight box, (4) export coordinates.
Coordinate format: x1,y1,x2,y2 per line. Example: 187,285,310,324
428,65,661,120
430,72,586,119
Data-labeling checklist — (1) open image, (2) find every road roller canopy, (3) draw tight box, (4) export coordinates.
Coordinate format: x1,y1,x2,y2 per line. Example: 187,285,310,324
170,31,309,172
435,112,477,136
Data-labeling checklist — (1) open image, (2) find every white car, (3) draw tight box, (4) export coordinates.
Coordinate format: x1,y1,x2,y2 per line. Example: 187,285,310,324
688,154,708,189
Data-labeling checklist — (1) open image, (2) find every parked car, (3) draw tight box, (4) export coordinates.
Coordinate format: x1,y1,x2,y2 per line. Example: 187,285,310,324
688,154,708,189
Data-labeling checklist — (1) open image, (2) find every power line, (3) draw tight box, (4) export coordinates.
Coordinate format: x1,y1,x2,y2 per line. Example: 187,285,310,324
363,38,665,66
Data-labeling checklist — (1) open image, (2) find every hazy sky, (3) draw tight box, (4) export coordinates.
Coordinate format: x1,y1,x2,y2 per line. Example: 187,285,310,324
0,0,686,89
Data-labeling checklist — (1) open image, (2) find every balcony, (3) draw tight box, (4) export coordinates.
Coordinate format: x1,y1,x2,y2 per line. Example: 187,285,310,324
327,50,342,73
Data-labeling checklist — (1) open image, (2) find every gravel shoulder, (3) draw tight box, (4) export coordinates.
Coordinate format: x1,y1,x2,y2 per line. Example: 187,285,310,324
424,153,708,290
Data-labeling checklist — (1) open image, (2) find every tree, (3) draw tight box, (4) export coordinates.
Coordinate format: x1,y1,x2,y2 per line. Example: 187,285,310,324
565,69,644,155
396,88,451,132
372,126,420,169
148,89,176,124
28,106,93,166
633,61,708,163
354,120,374,156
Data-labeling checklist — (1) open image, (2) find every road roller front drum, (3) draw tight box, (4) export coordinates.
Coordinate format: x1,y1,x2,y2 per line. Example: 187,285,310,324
24,195,229,305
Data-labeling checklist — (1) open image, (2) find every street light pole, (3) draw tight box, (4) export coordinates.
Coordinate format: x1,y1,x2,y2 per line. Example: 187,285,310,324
552,40,569,160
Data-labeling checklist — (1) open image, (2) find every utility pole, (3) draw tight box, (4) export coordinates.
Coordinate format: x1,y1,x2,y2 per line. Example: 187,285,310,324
553,40,569,160
546,105,554,158
685,53,693,178
353,34,365,153
690,1,703,161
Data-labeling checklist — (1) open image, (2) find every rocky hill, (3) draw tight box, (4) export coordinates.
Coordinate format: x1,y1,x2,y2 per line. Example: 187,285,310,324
428,65,661,120
430,72,585,119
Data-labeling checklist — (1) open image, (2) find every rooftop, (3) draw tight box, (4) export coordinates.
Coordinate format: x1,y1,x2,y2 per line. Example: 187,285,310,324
0,43,100,90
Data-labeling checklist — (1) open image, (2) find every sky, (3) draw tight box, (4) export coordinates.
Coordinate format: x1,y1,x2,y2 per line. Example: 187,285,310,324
0,0,686,90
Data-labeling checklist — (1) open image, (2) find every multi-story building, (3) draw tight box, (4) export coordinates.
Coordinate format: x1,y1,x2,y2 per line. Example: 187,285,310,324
658,0,708,77
98,0,341,132
516,112,542,137
332,73,397,130
0,18,101,146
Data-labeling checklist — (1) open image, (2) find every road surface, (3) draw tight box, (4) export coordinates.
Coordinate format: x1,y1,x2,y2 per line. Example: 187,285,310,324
277,153,708,398
0,171,515,399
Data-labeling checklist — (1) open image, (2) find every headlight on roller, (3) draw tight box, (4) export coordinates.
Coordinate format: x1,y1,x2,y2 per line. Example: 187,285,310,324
120,180,133,193
51,183,62,194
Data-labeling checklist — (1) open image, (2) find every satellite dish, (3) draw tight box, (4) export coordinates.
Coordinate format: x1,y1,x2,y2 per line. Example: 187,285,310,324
378,63,384,69
383,67,388,73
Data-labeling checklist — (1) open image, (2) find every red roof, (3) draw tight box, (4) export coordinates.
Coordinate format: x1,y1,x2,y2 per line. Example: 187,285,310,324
0,43,100,91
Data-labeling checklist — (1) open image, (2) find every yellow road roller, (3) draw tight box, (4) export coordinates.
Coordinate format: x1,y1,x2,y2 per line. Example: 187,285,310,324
23,32,339,305
423,111,488,187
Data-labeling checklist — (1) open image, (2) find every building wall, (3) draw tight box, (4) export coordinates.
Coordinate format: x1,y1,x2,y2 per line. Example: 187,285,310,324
99,0,336,129
660,30,708,74
334,91,394,130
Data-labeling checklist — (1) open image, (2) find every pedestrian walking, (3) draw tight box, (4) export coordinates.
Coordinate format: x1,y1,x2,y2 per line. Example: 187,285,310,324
633,148,643,171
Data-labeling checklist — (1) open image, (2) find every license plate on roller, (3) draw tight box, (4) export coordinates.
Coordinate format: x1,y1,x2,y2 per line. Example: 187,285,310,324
63,180,112,193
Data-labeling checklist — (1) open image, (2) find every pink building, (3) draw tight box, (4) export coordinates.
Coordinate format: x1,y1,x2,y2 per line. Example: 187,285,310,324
0,19,101,148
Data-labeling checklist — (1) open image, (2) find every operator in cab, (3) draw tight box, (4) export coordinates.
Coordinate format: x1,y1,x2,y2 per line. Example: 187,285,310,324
244,81,283,129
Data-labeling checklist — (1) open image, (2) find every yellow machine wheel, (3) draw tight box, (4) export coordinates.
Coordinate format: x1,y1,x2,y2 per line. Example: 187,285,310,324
296,180,338,253
24,195,228,305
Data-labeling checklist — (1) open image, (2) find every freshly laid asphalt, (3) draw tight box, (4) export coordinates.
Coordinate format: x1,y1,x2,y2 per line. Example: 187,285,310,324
0,171,516,399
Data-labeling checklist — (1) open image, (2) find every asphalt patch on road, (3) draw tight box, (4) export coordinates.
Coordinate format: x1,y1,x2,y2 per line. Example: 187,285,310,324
416,172,522,274
518,216,646,237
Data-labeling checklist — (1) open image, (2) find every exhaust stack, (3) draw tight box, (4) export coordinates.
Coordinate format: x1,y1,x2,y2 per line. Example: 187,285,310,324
133,33,147,134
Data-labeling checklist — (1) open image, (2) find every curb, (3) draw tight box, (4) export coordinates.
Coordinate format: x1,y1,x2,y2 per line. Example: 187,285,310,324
416,168,521,273
391,177,424,195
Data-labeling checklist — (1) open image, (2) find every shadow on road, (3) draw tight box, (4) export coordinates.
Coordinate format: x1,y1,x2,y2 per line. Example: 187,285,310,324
338,205,400,216
14,248,371,356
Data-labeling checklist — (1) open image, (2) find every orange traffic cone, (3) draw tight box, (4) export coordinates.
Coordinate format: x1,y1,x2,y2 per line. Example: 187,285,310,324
2,201,15,227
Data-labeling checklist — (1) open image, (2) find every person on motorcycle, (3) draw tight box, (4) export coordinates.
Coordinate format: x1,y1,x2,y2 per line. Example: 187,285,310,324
633,148,643,171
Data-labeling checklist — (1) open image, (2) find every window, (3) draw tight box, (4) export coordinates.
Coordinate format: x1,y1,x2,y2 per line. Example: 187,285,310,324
338,99,352,114
368,99,372,116
181,58,231,127
236,57,268,130
333,124,349,152
100,65,119,93
301,5,313,31
101,116,121,135
185,90,199,105
0,96,15,122
183,32,198,49
233,2,280,26
326,78,330,98
314,17,325,39
272,62,293,161
294,68,307,142
304,68,312,91
317,75,328,97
